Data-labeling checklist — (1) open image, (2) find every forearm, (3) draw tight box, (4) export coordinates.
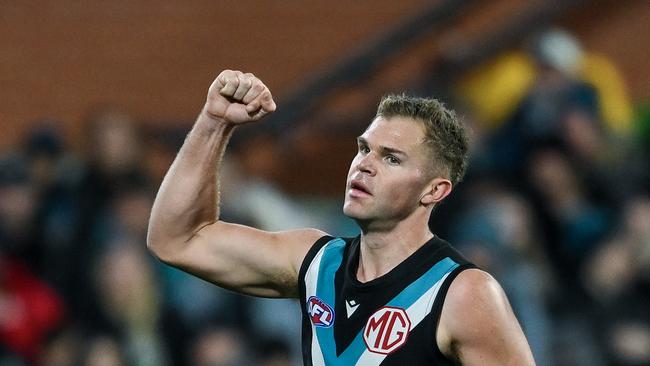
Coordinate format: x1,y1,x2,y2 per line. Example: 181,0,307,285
147,106,235,259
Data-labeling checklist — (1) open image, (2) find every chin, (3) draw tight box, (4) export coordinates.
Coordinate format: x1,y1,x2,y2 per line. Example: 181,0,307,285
343,203,369,221
342,202,359,218
342,203,354,217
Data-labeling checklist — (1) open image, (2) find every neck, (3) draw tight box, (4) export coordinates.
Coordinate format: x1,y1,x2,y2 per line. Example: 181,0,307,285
356,209,433,283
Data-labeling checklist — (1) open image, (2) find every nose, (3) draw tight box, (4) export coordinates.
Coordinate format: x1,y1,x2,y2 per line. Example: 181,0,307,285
356,153,376,176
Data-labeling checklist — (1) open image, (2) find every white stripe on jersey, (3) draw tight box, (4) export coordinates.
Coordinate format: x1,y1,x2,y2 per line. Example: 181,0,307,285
305,244,328,366
354,271,453,366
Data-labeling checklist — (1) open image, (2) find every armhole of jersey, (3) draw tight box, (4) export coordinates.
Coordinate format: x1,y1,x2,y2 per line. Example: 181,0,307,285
298,235,332,366
298,235,333,305
430,263,478,361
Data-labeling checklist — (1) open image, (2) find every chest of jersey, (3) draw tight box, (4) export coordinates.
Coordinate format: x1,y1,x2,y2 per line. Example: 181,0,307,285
300,237,469,366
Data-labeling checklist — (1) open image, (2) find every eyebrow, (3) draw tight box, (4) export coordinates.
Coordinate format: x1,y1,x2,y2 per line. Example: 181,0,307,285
356,136,408,157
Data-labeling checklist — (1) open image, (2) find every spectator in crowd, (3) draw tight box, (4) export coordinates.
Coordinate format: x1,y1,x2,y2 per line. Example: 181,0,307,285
92,241,169,366
524,145,612,284
488,29,600,178
0,155,65,364
582,196,650,365
450,183,553,366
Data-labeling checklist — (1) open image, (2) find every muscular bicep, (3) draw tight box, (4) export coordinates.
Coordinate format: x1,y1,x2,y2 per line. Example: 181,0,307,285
437,269,536,366
163,221,327,298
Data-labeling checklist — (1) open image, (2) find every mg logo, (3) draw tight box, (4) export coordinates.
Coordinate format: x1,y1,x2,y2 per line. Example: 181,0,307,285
307,296,335,327
363,306,411,354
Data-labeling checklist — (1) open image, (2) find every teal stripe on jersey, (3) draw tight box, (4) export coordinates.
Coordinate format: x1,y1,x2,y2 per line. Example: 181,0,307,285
312,241,459,365
336,257,459,365
386,257,458,309
314,238,347,363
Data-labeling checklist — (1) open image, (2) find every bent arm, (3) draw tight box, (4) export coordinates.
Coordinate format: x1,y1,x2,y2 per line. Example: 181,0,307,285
147,108,234,258
147,71,326,297
437,269,536,365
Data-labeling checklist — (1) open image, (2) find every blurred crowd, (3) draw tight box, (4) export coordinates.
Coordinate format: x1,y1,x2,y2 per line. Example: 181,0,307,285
1,29,649,366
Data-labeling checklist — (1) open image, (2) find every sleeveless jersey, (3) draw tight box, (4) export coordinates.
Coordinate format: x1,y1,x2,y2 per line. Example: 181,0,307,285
298,235,475,366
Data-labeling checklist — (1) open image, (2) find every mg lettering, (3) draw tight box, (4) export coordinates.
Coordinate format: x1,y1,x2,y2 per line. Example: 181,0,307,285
363,306,411,354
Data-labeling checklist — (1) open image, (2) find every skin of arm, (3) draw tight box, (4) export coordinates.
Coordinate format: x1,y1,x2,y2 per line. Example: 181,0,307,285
147,70,326,298
436,269,536,365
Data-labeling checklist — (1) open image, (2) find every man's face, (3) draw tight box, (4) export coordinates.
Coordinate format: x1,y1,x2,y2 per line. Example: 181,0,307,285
343,116,434,225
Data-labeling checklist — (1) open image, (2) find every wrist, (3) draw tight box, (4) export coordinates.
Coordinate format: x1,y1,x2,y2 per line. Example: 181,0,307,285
198,105,237,132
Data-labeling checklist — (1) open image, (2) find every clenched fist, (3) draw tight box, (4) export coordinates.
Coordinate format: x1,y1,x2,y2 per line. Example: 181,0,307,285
205,70,276,124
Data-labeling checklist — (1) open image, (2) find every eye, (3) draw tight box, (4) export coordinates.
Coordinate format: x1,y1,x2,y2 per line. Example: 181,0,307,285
359,144,370,155
386,155,400,165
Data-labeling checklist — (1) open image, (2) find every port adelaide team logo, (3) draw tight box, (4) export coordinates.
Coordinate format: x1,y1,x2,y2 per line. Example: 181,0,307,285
363,306,411,354
307,296,335,327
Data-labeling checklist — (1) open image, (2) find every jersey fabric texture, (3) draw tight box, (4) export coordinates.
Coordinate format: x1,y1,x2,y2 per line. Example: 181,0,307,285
299,235,476,366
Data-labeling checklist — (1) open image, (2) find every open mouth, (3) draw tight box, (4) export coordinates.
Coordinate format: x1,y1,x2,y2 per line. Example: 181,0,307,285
350,181,371,196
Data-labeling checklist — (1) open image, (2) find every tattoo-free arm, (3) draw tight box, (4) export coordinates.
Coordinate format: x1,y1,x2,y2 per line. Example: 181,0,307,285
437,269,536,365
147,70,326,298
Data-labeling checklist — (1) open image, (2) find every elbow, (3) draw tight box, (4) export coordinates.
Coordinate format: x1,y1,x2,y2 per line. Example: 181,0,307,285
146,234,165,261
146,219,214,265
146,231,178,264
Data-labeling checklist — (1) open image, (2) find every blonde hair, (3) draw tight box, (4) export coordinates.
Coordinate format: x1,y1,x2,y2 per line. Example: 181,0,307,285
376,94,469,185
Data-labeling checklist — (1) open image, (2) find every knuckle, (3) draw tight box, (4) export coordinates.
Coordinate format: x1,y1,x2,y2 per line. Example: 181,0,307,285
221,69,234,79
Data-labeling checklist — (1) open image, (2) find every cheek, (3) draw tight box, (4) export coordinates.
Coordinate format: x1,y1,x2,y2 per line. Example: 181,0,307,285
380,175,424,204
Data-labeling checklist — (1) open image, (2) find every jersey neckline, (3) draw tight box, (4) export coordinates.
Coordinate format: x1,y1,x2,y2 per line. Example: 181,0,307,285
344,234,448,292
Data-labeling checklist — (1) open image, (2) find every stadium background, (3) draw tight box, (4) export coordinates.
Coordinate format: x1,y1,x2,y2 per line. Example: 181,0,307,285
1,0,649,365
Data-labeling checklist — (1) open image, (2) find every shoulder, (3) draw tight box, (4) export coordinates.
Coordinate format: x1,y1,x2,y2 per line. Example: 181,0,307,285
278,227,330,246
287,228,333,266
282,228,331,265
440,269,507,336
437,269,535,364
446,268,504,308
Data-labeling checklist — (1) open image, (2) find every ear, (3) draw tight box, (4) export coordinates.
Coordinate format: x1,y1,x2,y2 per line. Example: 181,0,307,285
419,177,453,206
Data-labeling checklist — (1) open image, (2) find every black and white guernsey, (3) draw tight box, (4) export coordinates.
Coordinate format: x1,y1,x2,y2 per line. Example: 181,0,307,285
298,235,475,366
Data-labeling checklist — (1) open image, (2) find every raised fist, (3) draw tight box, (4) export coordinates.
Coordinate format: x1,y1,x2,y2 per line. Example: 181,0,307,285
205,70,276,124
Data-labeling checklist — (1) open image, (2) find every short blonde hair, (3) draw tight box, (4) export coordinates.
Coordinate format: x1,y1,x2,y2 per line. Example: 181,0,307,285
376,94,469,185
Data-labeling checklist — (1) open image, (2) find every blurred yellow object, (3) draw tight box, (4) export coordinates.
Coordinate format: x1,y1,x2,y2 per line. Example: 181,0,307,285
579,53,634,134
456,52,536,130
456,49,634,135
